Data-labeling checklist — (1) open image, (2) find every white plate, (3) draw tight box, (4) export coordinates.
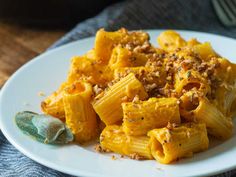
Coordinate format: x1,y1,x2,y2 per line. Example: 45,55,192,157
1,30,236,177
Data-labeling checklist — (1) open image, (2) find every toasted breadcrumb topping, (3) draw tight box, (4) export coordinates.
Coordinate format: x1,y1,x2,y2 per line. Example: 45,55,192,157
93,85,103,95
111,155,117,160
38,91,46,97
94,144,111,153
129,153,146,160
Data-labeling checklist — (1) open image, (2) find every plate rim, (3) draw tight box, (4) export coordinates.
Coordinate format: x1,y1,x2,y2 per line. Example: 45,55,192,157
1,29,236,177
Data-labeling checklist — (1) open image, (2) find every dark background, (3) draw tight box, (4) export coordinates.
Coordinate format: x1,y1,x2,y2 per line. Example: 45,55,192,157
0,0,122,28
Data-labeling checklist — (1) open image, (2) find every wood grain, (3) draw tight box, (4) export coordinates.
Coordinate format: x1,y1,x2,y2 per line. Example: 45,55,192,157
0,22,66,88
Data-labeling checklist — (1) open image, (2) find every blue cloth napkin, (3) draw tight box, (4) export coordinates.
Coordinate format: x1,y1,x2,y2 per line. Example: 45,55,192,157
50,0,236,49
1,0,236,176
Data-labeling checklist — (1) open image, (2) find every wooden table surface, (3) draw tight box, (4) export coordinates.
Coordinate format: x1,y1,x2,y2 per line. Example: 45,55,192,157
0,22,66,88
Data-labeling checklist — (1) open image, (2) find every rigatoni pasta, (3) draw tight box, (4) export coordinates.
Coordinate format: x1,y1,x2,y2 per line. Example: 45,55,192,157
148,123,209,164
174,69,211,95
157,30,186,51
192,42,217,60
41,28,236,164
63,81,98,143
193,97,233,139
100,125,153,159
92,73,148,125
94,28,150,63
213,83,236,116
122,97,180,136
109,46,148,70
67,55,112,85
41,82,67,119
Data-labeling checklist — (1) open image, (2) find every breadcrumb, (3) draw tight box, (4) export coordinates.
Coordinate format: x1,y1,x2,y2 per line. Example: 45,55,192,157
94,144,111,153
132,95,140,103
111,155,117,160
93,85,103,95
129,153,146,160
37,91,46,97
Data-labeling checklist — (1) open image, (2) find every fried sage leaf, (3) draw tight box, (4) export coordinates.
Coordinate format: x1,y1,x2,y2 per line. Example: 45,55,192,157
15,111,73,144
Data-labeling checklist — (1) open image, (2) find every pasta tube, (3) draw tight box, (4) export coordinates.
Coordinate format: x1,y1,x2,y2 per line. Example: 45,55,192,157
94,29,125,63
100,125,153,159
157,30,186,51
109,46,133,70
95,28,150,63
175,69,210,95
109,46,147,71
67,56,112,85
63,81,98,143
193,97,233,139
148,123,209,164
93,73,148,125
213,85,236,116
41,82,67,119
192,42,217,60
214,58,236,84
179,91,200,121
179,92,233,139
122,97,181,136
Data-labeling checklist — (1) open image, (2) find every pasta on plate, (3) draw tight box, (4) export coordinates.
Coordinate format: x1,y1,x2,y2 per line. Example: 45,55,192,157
41,28,236,164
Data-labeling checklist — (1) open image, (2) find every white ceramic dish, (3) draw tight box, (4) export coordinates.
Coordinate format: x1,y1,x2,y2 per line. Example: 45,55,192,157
1,30,236,177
